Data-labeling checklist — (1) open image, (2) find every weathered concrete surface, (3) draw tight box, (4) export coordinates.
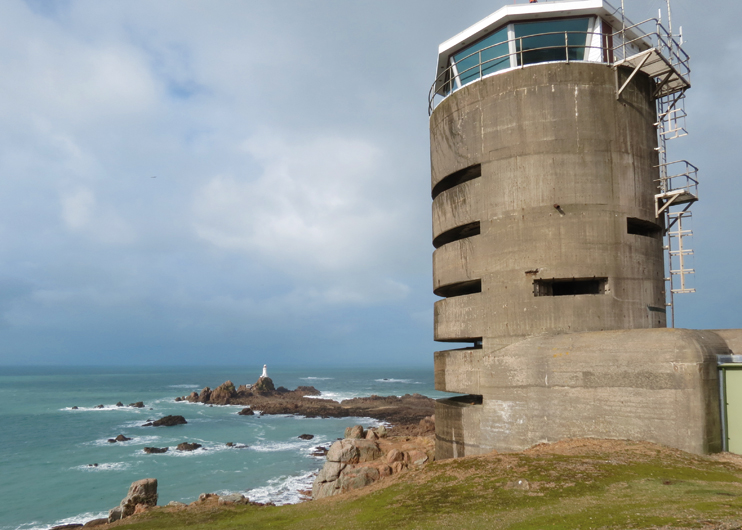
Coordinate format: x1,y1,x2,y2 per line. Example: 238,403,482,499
435,329,729,458
431,62,666,344
712,329,742,355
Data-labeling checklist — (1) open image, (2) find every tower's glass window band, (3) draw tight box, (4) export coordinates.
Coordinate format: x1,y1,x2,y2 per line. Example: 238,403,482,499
452,27,510,88
514,18,591,65
449,17,595,90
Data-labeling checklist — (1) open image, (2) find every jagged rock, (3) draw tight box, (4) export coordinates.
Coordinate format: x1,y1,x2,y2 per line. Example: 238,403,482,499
316,461,346,483
107,439,117,443
376,425,387,438
365,429,378,440
128,402,144,408
296,386,322,396
115,402,124,407
71,406,78,410
50,524,83,529
218,493,248,505
109,478,158,521
145,415,187,427
406,450,428,466
198,387,212,402
95,405,104,409
108,506,123,523
299,434,314,440
186,391,199,402
143,447,168,454
326,439,381,464
253,376,275,393
115,434,132,442
210,381,236,404
386,449,404,464
338,466,380,493
238,407,254,416
176,442,202,451
345,425,365,439
174,396,182,402
226,442,234,447
276,386,290,393
311,446,329,457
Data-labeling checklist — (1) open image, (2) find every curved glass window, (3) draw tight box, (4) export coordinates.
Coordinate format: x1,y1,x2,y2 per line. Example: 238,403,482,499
514,18,591,65
453,27,510,87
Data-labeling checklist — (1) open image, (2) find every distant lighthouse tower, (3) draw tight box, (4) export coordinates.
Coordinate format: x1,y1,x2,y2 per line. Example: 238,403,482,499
261,364,268,378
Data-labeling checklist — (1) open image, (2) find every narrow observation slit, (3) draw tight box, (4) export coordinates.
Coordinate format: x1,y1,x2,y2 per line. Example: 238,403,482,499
435,279,482,298
432,164,481,199
533,278,607,297
450,394,483,406
627,217,662,239
433,221,481,248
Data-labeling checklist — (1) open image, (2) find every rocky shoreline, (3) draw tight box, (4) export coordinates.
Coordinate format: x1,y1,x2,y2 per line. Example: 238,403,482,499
175,376,436,432
47,375,438,529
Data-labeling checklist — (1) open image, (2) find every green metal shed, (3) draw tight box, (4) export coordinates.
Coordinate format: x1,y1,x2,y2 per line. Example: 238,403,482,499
720,364,742,454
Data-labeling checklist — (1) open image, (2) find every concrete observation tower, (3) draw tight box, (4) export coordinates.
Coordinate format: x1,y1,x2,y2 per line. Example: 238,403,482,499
429,0,742,458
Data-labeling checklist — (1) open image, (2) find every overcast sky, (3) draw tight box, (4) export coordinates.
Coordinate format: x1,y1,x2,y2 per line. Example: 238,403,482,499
0,0,738,367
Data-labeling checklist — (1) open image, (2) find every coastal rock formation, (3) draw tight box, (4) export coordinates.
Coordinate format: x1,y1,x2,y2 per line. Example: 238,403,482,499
298,434,314,440
143,415,187,427
129,402,144,408
210,381,236,404
108,478,158,522
176,442,202,451
116,402,124,407
143,447,168,454
115,434,132,442
313,421,435,500
253,376,275,393
177,379,435,428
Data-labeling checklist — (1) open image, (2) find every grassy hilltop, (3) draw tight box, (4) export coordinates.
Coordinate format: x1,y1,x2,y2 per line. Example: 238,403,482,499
108,439,742,530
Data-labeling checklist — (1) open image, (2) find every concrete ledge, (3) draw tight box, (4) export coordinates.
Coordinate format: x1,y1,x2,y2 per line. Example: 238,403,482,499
435,328,727,457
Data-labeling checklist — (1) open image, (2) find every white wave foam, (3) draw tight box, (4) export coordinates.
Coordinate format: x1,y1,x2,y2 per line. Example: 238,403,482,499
304,391,360,402
168,384,201,388
85,435,160,447
13,511,108,530
374,378,417,383
300,377,334,381
61,405,132,412
73,462,130,472
246,470,318,505
250,437,325,454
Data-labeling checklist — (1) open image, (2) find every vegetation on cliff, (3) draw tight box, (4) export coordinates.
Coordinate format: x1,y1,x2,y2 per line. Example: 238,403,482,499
99,439,742,529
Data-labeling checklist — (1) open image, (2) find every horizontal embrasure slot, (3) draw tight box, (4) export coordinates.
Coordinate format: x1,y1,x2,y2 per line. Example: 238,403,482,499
449,394,483,406
627,217,662,238
434,279,482,298
432,164,481,200
534,278,608,296
433,221,481,249
435,338,483,347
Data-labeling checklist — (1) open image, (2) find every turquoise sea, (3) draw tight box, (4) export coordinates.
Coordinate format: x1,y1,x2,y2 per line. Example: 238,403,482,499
0,366,447,530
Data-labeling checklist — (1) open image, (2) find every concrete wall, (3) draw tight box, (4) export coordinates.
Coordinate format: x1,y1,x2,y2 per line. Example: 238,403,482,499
431,63,666,344
435,329,728,457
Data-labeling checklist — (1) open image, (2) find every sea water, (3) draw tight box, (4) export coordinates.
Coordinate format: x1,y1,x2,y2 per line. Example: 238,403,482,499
0,366,448,530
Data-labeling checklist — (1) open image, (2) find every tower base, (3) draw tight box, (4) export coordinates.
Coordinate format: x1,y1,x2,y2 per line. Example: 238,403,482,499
435,328,742,458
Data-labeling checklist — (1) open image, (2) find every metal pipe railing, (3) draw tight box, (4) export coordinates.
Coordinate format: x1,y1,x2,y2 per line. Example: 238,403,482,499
429,21,690,115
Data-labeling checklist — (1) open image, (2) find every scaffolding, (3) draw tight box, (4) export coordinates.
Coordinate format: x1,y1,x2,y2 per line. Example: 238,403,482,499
615,0,698,327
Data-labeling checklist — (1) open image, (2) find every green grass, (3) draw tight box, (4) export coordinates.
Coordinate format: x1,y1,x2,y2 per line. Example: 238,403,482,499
111,443,742,530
